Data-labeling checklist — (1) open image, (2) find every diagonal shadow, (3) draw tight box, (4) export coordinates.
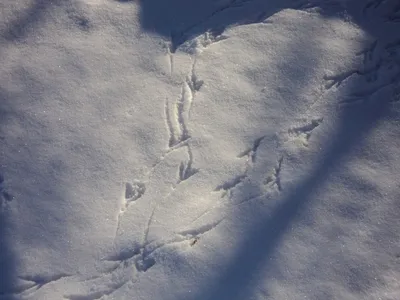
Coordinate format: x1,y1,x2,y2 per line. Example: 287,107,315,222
182,1,400,299
190,100,393,300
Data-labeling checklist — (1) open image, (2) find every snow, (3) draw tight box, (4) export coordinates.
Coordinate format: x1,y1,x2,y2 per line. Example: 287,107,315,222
1,0,399,299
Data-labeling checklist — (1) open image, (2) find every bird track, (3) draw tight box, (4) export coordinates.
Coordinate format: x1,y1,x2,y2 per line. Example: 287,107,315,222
178,144,199,183
264,156,284,192
324,21,400,106
165,59,203,148
170,0,254,52
286,118,323,147
78,219,224,300
238,135,266,163
111,55,204,284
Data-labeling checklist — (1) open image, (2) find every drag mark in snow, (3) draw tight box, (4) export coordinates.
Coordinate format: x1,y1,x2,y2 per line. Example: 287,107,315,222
164,60,202,148
114,180,146,240
8,273,72,297
166,37,175,75
178,219,223,237
165,97,178,147
65,281,128,300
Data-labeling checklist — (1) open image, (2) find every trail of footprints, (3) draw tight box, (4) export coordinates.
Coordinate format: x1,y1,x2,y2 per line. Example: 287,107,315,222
324,29,400,105
214,117,322,207
22,2,400,297
104,52,206,295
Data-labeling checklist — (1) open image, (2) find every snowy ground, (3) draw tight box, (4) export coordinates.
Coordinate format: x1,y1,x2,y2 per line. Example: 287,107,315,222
1,0,400,299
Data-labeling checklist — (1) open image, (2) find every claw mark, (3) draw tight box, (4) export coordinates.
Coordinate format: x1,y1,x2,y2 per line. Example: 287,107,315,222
215,174,247,192
330,35,400,106
178,145,199,182
238,136,266,163
289,118,322,135
287,118,323,146
216,135,267,194
264,156,283,191
324,71,357,89
324,63,381,89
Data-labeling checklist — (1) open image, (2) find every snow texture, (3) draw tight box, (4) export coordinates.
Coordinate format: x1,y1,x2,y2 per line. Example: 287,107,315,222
0,0,399,299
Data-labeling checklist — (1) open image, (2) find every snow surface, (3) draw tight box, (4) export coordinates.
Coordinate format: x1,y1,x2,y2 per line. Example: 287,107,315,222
1,0,399,299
